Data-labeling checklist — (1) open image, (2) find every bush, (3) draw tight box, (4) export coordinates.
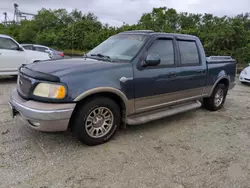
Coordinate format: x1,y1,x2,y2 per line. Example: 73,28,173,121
63,49,87,56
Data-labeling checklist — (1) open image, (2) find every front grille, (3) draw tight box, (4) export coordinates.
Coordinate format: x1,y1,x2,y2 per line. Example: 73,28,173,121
244,78,250,81
17,74,32,98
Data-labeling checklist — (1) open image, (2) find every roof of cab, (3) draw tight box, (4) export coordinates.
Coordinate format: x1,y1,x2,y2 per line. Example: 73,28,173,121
0,34,11,39
119,30,198,40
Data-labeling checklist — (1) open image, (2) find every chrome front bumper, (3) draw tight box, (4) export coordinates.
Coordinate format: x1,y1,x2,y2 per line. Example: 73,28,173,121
9,89,76,132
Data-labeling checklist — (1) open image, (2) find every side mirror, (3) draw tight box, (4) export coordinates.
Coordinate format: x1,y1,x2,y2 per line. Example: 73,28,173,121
45,49,50,53
17,46,24,51
144,54,161,66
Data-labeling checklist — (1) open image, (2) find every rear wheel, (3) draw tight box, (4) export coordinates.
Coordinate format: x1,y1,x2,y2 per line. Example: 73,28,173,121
73,97,121,146
203,83,227,111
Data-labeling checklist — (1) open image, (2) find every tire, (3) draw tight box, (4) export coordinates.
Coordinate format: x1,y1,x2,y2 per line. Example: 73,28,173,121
203,83,228,111
73,97,121,146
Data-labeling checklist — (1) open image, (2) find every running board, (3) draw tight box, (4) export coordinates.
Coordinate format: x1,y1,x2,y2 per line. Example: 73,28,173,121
127,100,202,125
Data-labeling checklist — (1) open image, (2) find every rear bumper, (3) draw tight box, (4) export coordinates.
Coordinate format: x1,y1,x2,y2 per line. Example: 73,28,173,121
9,89,76,132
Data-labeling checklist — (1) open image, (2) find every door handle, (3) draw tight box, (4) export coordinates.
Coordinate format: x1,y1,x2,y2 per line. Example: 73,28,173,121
167,72,177,78
196,69,203,74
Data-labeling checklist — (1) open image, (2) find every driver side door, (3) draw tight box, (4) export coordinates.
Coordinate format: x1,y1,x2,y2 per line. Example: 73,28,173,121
134,36,181,113
0,37,26,74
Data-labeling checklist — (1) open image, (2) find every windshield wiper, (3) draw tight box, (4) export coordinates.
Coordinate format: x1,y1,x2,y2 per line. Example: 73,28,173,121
90,53,113,62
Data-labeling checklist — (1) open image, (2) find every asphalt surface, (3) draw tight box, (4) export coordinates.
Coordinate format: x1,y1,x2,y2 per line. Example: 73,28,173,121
0,76,250,188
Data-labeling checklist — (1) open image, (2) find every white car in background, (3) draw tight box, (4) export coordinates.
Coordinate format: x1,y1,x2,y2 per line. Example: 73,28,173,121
21,44,65,59
0,34,51,76
239,64,250,84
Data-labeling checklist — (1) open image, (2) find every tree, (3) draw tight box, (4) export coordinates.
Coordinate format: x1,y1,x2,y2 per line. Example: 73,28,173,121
1,7,250,65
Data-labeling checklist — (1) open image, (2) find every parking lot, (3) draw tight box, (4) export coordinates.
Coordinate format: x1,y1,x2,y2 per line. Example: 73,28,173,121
0,76,250,188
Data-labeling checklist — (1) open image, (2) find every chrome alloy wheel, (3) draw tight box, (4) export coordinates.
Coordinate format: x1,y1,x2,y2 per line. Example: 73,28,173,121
85,107,114,138
214,88,224,107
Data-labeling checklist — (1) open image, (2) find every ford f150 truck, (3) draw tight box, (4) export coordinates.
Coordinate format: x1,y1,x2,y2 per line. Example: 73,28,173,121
9,30,236,146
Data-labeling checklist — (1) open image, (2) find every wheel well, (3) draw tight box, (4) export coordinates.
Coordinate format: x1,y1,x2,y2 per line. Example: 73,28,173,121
68,92,126,130
217,78,229,89
206,78,230,98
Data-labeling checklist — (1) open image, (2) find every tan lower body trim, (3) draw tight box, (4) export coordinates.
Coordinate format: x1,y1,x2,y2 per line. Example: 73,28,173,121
135,87,204,113
202,86,213,97
127,99,135,115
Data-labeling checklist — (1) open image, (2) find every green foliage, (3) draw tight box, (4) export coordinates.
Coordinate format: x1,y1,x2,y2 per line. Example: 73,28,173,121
63,49,86,56
1,7,250,64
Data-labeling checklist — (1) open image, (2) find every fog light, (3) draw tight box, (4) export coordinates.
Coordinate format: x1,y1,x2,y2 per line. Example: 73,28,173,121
28,121,40,127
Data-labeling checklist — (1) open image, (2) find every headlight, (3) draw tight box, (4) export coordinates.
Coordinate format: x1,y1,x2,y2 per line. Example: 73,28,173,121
242,69,247,75
33,83,66,99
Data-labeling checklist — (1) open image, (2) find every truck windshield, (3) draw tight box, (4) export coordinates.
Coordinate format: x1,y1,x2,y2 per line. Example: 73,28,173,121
86,34,147,61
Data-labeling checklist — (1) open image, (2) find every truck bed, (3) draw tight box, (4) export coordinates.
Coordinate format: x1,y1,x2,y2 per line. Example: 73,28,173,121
206,56,237,88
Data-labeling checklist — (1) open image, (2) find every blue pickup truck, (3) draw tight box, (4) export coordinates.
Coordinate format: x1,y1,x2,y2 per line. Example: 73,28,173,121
9,30,236,146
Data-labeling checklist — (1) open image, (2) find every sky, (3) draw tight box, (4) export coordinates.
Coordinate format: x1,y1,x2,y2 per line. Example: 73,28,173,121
0,0,249,26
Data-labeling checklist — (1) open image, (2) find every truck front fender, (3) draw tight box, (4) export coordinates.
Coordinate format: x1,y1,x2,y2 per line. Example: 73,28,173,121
73,87,135,115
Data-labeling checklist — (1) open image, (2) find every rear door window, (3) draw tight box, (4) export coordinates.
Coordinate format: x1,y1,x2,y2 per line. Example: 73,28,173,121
22,45,33,50
34,46,47,52
178,40,200,65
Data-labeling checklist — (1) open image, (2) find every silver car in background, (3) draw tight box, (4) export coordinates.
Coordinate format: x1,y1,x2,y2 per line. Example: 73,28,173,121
21,44,64,59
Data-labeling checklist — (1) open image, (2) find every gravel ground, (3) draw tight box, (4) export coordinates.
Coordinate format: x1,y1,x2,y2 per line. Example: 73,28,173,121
0,76,250,188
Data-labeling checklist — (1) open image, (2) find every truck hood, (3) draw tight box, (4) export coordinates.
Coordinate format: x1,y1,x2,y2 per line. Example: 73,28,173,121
26,58,126,77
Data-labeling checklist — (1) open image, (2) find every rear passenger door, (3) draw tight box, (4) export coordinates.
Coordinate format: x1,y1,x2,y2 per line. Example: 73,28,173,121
176,39,207,98
134,36,180,113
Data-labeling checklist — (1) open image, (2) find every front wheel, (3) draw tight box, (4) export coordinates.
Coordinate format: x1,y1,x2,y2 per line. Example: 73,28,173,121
73,97,121,146
203,83,228,111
